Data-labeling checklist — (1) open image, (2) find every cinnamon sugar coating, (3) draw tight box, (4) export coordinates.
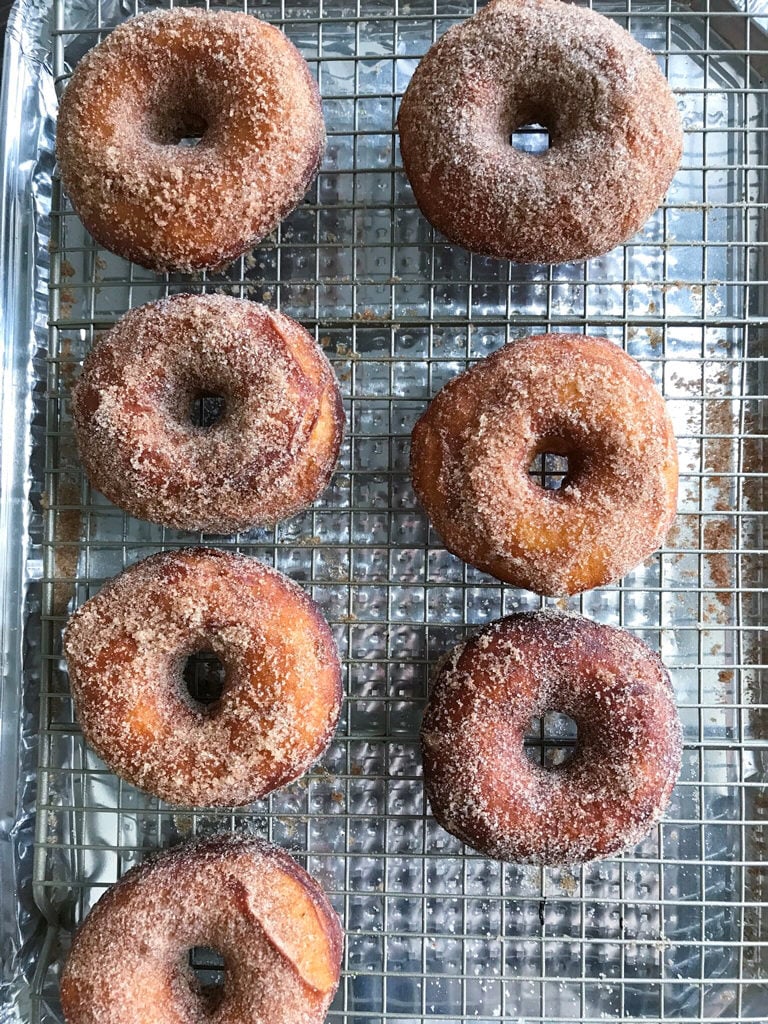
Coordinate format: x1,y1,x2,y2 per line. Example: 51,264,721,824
56,8,325,271
72,294,344,534
421,612,682,864
411,334,678,596
60,833,343,1024
397,0,683,263
62,549,343,807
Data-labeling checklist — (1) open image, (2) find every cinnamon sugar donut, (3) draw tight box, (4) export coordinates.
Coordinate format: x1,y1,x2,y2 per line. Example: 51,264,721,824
397,0,683,263
411,334,678,596
60,833,343,1024
72,294,344,534
56,8,325,271
62,548,342,807
421,612,682,864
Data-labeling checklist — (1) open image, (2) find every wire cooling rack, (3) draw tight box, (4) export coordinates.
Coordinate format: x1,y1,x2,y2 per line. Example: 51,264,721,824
30,0,767,1020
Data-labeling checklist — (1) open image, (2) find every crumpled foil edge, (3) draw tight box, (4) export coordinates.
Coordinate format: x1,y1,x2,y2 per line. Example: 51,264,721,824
0,0,55,1018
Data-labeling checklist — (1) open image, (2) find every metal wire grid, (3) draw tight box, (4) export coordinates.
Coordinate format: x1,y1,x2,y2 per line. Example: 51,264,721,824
28,0,767,1020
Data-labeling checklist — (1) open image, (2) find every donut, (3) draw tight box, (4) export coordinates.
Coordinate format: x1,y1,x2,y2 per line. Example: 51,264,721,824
60,833,343,1024
56,8,325,271
62,548,343,807
421,612,682,864
397,0,683,263
72,294,344,534
410,333,678,596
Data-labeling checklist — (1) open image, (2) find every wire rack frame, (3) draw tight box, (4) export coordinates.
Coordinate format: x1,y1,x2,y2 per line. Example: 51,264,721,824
30,0,767,1021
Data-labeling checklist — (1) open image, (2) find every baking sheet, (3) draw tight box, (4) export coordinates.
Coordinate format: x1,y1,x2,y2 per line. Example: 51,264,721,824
1,0,767,1021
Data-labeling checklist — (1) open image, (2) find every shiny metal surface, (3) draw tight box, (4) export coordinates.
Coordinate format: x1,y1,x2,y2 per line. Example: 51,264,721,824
1,0,766,1020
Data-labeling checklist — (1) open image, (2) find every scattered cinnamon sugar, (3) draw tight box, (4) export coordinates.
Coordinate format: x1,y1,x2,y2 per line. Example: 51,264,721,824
45,480,82,617
700,362,739,617
645,327,663,351
43,336,84,616
703,519,736,608
59,289,76,320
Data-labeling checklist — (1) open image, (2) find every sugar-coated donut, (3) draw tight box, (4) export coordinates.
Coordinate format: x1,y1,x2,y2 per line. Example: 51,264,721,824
72,294,344,534
60,833,343,1024
421,612,682,864
397,0,683,263
411,334,678,596
56,9,325,271
63,548,343,807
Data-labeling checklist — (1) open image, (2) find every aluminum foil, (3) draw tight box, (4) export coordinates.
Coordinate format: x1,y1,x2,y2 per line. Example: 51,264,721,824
1,0,55,1019
1,0,767,1022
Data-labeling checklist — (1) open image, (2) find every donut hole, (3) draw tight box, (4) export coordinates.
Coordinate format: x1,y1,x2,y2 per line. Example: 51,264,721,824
177,133,205,149
173,114,207,149
183,650,226,710
524,711,578,769
147,103,209,148
528,451,571,491
188,946,226,1013
189,391,227,430
510,122,551,155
